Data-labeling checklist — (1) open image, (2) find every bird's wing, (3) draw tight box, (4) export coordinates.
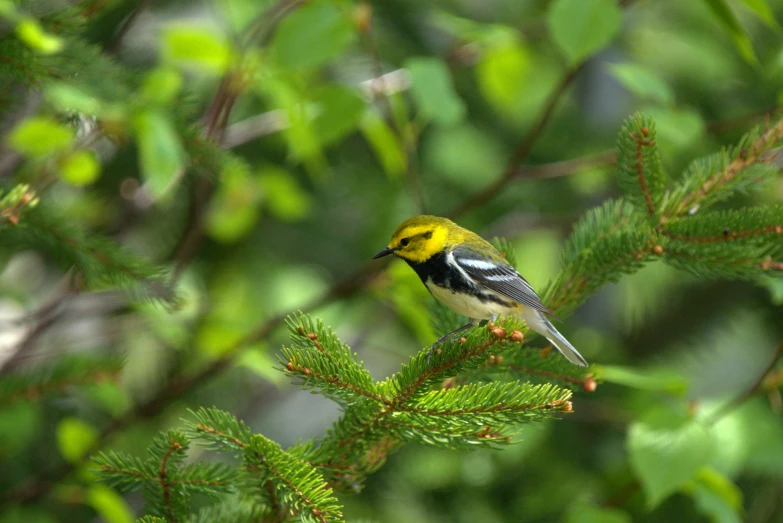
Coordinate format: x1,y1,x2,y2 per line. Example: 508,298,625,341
450,244,558,319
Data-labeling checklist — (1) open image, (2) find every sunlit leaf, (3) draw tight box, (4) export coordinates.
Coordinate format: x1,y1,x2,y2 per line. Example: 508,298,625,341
548,0,622,65
359,109,406,178
163,25,232,75
476,41,531,109
270,1,356,70
424,123,504,190
86,484,134,523
141,67,183,105
259,73,327,176
206,159,262,243
259,166,312,222
739,0,780,29
8,117,74,158
56,417,98,463
641,105,705,154
311,84,365,146
596,364,688,395
686,468,743,523
16,19,63,54
132,110,185,199
59,150,100,186
237,344,285,385
609,63,675,105
628,406,714,508
45,83,103,115
406,57,466,126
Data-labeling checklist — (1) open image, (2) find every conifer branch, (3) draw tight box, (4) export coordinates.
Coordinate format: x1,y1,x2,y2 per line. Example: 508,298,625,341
0,355,122,406
664,118,783,219
159,438,181,523
506,363,596,390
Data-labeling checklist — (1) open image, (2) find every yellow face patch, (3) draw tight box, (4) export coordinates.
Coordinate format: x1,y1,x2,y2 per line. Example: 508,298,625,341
389,224,448,263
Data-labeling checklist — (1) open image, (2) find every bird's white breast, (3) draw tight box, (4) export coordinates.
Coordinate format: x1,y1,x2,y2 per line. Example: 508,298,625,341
425,280,514,320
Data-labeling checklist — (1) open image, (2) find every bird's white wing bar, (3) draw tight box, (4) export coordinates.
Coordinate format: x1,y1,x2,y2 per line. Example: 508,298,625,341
450,246,557,318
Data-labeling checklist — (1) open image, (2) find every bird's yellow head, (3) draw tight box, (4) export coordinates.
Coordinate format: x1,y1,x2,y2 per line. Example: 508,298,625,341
373,215,460,263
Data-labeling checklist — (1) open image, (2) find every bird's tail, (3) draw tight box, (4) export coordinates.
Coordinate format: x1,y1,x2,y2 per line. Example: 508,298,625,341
520,309,588,367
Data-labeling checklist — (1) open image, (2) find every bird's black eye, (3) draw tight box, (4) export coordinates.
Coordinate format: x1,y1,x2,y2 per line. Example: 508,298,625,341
400,237,410,247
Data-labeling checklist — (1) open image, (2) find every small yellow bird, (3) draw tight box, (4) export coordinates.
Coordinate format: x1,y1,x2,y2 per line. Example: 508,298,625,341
374,215,587,366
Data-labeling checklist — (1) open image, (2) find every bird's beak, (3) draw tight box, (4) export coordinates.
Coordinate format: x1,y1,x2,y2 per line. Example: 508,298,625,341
373,246,395,259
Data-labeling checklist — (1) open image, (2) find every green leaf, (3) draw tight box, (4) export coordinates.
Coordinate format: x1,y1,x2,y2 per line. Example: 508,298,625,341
259,166,312,222
218,0,275,33
237,345,285,385
642,105,705,154
565,505,632,523
360,109,406,178
405,57,466,126
8,117,74,158
702,0,759,65
763,275,783,304
205,158,261,243
163,25,232,75
141,67,183,105
739,0,780,29
476,41,531,110
56,417,98,464
0,1,15,18
259,73,327,176
311,84,365,146
16,18,63,54
132,110,185,199
628,407,714,508
595,364,688,395
548,0,622,65
609,63,675,105
45,83,103,115
0,403,42,455
0,506,57,523
270,1,356,70
85,484,134,523
59,150,100,186
686,468,743,523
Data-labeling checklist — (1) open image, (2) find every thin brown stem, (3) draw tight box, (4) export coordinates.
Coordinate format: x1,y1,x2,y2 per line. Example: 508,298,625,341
107,0,155,55
667,117,783,220
448,63,586,219
706,338,783,426
160,438,181,523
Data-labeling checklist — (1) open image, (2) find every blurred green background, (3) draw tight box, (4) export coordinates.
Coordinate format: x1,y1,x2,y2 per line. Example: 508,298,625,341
1,0,783,521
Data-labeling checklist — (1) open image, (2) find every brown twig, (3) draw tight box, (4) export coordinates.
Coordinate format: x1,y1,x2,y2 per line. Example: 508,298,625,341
706,338,783,426
630,129,656,215
448,63,586,219
667,117,783,219
160,438,181,523
0,275,77,373
663,225,783,244
107,0,155,55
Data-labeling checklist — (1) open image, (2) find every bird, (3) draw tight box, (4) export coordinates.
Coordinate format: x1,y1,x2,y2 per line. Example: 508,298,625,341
373,215,587,366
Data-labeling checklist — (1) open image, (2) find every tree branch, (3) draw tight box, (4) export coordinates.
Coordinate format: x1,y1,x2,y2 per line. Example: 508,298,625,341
160,438,181,523
448,63,586,219
668,118,783,219
706,338,783,426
